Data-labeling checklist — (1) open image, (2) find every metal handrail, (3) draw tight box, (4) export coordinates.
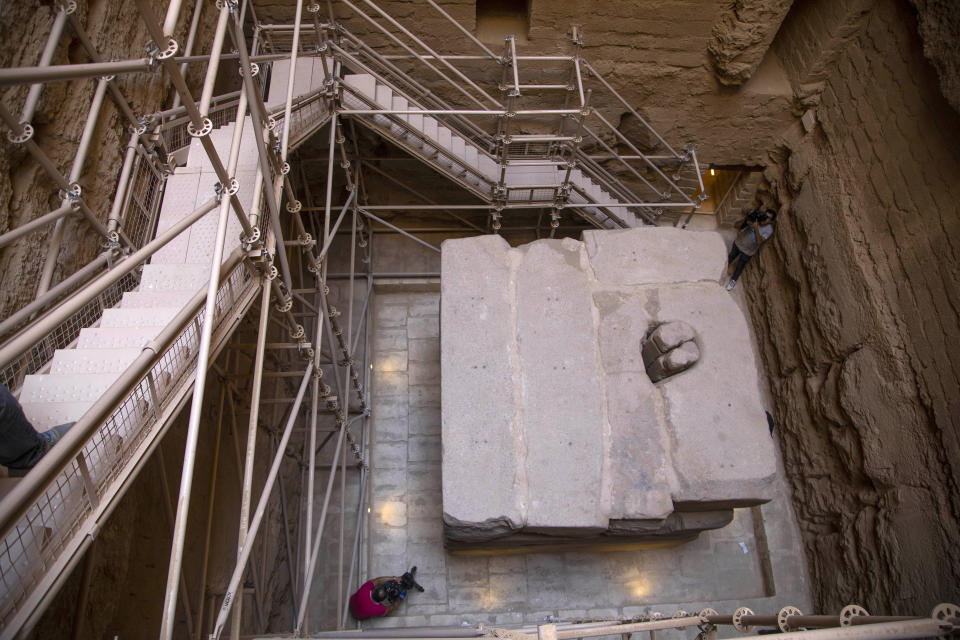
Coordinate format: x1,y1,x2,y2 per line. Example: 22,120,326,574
0,251,256,637
0,198,220,379
0,151,172,390
333,31,494,148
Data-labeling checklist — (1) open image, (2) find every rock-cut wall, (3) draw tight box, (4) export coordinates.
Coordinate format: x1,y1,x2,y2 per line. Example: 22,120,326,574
744,0,960,615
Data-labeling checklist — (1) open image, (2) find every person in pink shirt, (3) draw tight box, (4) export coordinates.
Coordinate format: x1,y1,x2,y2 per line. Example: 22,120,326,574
349,576,403,620
349,566,425,621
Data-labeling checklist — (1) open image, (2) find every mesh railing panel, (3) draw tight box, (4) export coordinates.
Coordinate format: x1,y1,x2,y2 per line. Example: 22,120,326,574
0,271,142,392
0,261,255,631
272,94,329,150
0,122,168,392
122,150,165,249
162,99,241,155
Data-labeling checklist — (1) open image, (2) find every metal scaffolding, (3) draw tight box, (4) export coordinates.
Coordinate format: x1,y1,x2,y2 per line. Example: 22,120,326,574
0,2,953,640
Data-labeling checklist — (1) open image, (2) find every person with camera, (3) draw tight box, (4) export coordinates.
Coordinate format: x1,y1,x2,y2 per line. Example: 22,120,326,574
725,207,777,291
349,566,424,620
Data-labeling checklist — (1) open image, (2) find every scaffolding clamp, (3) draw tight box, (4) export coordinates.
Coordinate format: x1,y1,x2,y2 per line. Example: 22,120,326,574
275,296,293,313
6,122,33,145
55,1,77,15
146,37,178,71
240,227,262,254
215,0,239,15
59,182,82,205
187,117,213,138
102,230,122,252
697,608,718,634
490,208,503,233
778,606,804,632
571,24,584,47
297,232,314,247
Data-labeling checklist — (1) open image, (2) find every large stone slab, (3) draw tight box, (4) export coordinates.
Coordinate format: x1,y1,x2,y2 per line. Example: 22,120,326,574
440,231,776,550
582,227,727,285
440,235,524,533
653,284,777,507
593,291,677,521
516,240,606,532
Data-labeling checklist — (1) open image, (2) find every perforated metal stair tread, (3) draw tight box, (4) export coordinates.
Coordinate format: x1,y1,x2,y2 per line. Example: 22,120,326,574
20,373,121,404
77,326,166,349
139,264,210,292
49,348,142,375
99,307,182,329
19,402,94,432
120,290,195,309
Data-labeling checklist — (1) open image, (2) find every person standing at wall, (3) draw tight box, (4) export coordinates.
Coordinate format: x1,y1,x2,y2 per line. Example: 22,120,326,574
726,208,777,290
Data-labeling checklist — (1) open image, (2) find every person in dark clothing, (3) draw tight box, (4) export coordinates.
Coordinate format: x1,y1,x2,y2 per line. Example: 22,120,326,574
726,208,777,291
0,383,73,476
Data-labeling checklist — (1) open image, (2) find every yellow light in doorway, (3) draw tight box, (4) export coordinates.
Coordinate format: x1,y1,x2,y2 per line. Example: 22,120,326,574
710,168,715,176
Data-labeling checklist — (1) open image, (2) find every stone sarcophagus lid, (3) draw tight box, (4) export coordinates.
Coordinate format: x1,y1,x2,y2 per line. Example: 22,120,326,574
440,229,777,550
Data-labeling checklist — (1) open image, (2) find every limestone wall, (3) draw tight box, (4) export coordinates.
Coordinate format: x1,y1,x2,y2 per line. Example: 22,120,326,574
743,0,960,615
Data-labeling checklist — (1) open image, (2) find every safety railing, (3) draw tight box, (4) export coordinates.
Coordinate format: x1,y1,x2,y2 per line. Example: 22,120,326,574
121,145,166,249
256,2,704,227
161,96,242,154
0,271,141,392
0,136,170,391
335,27,496,151
0,253,257,637
268,88,331,152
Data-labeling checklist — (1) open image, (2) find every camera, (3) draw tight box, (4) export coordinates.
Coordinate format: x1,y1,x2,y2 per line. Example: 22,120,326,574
383,566,425,602
746,208,767,223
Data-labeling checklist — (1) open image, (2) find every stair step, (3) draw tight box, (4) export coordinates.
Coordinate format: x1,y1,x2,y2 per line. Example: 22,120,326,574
20,401,93,432
391,96,408,123
343,73,377,101
19,373,120,404
422,116,438,140
155,173,202,232
451,136,466,161
49,348,141,375
76,326,163,350
139,264,208,292
478,155,498,180
99,307,181,329
120,290,195,309
407,104,423,132
374,82,392,109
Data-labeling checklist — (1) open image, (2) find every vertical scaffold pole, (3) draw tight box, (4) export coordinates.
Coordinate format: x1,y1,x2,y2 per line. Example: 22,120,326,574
232,281,271,640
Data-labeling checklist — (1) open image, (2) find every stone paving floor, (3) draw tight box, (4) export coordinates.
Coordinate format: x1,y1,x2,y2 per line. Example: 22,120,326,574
345,288,810,632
